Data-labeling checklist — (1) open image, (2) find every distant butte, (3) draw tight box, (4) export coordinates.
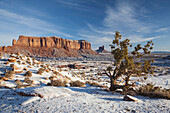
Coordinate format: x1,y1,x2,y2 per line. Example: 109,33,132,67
0,35,97,57
95,45,110,54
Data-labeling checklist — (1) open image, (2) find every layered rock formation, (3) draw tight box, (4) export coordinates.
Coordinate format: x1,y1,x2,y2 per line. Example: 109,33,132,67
0,35,97,57
12,35,91,49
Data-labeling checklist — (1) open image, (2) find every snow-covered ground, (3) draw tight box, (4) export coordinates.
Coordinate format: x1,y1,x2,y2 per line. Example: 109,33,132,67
0,53,169,113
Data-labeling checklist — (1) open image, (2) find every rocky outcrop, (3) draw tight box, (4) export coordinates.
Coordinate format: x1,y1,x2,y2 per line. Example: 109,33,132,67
12,35,91,49
0,35,97,57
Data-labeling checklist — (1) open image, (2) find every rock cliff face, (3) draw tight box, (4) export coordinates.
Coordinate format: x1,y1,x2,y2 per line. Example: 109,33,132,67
12,35,91,49
0,35,97,57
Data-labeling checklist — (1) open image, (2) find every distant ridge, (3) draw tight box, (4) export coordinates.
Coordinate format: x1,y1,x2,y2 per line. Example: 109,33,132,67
152,51,170,53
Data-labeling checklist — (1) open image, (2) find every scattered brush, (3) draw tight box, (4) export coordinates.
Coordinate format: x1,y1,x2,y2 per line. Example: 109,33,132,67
49,76,56,81
22,62,26,65
9,54,15,58
138,83,170,99
50,79,66,87
8,58,16,62
24,71,32,77
40,64,46,69
17,60,21,65
0,80,6,87
10,64,15,68
85,81,92,84
4,61,9,65
37,68,45,75
90,82,100,86
14,79,23,85
5,70,15,79
24,78,34,86
70,80,86,87
23,67,28,71
45,69,49,73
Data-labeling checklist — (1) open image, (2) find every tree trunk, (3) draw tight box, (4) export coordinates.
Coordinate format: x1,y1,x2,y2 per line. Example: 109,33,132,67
124,76,130,95
125,76,130,87
109,77,117,91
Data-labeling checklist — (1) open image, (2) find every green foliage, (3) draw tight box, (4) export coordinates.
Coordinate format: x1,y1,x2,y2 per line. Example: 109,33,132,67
105,31,154,91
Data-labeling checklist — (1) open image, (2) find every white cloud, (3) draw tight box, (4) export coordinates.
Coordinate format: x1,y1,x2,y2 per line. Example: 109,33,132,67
103,3,151,33
155,27,169,32
78,0,166,51
127,35,165,43
0,9,72,38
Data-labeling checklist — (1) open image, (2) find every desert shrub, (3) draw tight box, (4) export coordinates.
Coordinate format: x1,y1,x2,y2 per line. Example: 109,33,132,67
70,80,86,87
10,64,15,68
45,69,49,72
51,79,66,87
85,81,92,84
9,54,15,58
16,52,20,56
23,67,28,71
90,82,100,86
17,60,21,65
22,62,26,65
5,70,15,79
14,79,22,85
40,64,46,69
8,58,16,62
46,64,51,70
27,61,32,65
4,61,9,65
24,71,32,77
49,76,56,81
37,68,45,74
24,78,34,85
138,83,170,99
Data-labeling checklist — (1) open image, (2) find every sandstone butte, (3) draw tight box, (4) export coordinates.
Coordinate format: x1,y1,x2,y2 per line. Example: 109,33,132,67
0,35,97,57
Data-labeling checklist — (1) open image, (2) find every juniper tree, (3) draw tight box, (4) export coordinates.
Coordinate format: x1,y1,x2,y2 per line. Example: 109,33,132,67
104,31,154,91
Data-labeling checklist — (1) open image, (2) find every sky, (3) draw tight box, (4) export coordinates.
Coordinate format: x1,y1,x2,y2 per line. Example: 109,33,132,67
0,0,170,51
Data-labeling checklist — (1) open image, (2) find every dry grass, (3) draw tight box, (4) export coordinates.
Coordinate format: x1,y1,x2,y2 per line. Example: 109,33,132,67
138,83,170,99
70,80,86,87
24,71,32,77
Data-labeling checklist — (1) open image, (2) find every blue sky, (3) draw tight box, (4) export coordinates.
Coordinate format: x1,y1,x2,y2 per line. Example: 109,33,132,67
0,0,170,51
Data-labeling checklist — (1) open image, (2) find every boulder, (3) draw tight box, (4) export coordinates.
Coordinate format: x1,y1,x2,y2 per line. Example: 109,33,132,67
123,95,139,102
